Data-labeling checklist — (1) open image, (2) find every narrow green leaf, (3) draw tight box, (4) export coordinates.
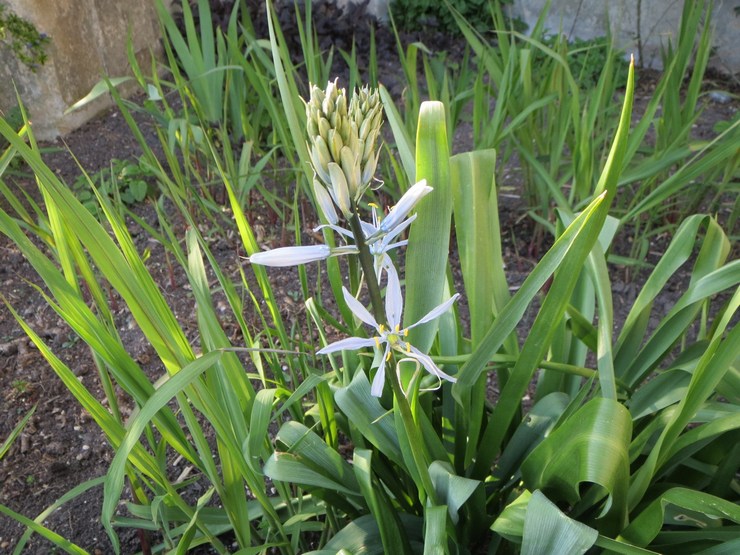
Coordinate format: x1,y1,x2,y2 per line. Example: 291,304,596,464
64,77,132,114
335,371,403,465
266,421,361,497
522,490,598,555
102,351,224,549
353,450,412,554
306,514,423,555
620,488,740,547
404,101,452,352
450,149,509,346
428,461,480,525
0,405,35,460
380,84,415,184
423,505,449,555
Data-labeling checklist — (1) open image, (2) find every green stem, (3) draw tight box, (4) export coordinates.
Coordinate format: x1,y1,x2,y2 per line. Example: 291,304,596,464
348,206,436,505
348,208,385,323
385,360,438,506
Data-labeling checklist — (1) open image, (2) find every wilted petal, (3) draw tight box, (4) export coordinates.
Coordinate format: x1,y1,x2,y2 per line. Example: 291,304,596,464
406,293,460,330
342,287,379,329
249,245,331,267
317,336,376,355
406,344,456,383
379,180,432,233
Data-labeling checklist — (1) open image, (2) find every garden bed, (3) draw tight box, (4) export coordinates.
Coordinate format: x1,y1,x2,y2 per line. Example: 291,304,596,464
1,3,738,553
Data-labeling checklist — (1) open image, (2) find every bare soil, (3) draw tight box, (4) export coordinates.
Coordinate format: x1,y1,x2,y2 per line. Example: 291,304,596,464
0,8,738,554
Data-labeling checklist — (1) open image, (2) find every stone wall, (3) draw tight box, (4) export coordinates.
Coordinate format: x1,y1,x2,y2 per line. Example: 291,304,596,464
0,0,168,139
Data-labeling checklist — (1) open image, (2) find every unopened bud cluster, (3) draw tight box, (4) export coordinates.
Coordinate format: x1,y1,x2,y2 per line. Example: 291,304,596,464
306,79,383,220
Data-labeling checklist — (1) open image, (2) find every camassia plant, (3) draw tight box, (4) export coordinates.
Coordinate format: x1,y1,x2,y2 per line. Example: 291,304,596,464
249,61,739,553
0,55,738,554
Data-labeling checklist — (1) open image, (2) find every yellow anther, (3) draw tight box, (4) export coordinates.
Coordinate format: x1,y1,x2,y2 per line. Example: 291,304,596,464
395,324,401,333
368,202,379,209
379,324,385,333
404,329,409,337
406,342,411,353
386,350,392,361
374,337,380,348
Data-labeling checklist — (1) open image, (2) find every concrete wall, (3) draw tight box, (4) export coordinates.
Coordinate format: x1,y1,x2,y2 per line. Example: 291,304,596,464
511,0,739,73
359,0,738,73
0,0,167,139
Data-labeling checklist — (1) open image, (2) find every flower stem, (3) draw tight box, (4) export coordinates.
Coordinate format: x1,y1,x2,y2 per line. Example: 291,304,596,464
385,361,438,505
348,209,385,323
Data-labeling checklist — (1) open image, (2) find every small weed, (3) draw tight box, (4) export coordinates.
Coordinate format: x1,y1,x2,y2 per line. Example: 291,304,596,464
71,157,155,214
11,379,30,394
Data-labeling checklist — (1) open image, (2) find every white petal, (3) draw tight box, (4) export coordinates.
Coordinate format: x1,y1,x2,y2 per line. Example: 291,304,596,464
406,344,457,383
370,345,390,396
406,293,460,330
382,214,416,245
249,245,331,267
379,179,432,233
313,223,355,240
342,287,379,329
359,219,378,239
385,261,403,330
317,336,377,355
313,178,338,225
383,240,408,251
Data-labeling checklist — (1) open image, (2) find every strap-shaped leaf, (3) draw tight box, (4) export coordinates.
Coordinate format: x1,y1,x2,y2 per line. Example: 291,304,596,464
404,101,453,352
522,490,598,555
335,372,403,465
521,398,632,535
354,450,412,554
265,421,360,497
428,461,480,525
305,514,424,555
620,488,740,548
450,149,509,346
424,505,449,555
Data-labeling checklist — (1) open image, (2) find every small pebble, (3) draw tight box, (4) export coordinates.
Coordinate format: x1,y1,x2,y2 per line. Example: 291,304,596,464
708,91,732,104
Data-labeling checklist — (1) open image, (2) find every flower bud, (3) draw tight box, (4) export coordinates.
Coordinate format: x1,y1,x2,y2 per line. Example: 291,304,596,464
340,146,361,198
328,162,352,217
249,245,332,267
305,80,384,213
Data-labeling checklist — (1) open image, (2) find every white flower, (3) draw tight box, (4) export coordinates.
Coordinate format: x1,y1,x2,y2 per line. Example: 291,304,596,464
317,265,459,396
315,179,432,281
375,180,432,235
248,245,355,267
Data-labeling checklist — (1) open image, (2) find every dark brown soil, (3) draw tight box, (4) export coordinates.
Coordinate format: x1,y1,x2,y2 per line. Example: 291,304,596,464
1,6,738,554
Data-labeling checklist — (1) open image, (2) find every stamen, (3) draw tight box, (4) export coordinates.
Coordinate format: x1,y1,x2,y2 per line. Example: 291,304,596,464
395,324,401,333
374,337,380,348
386,350,392,361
